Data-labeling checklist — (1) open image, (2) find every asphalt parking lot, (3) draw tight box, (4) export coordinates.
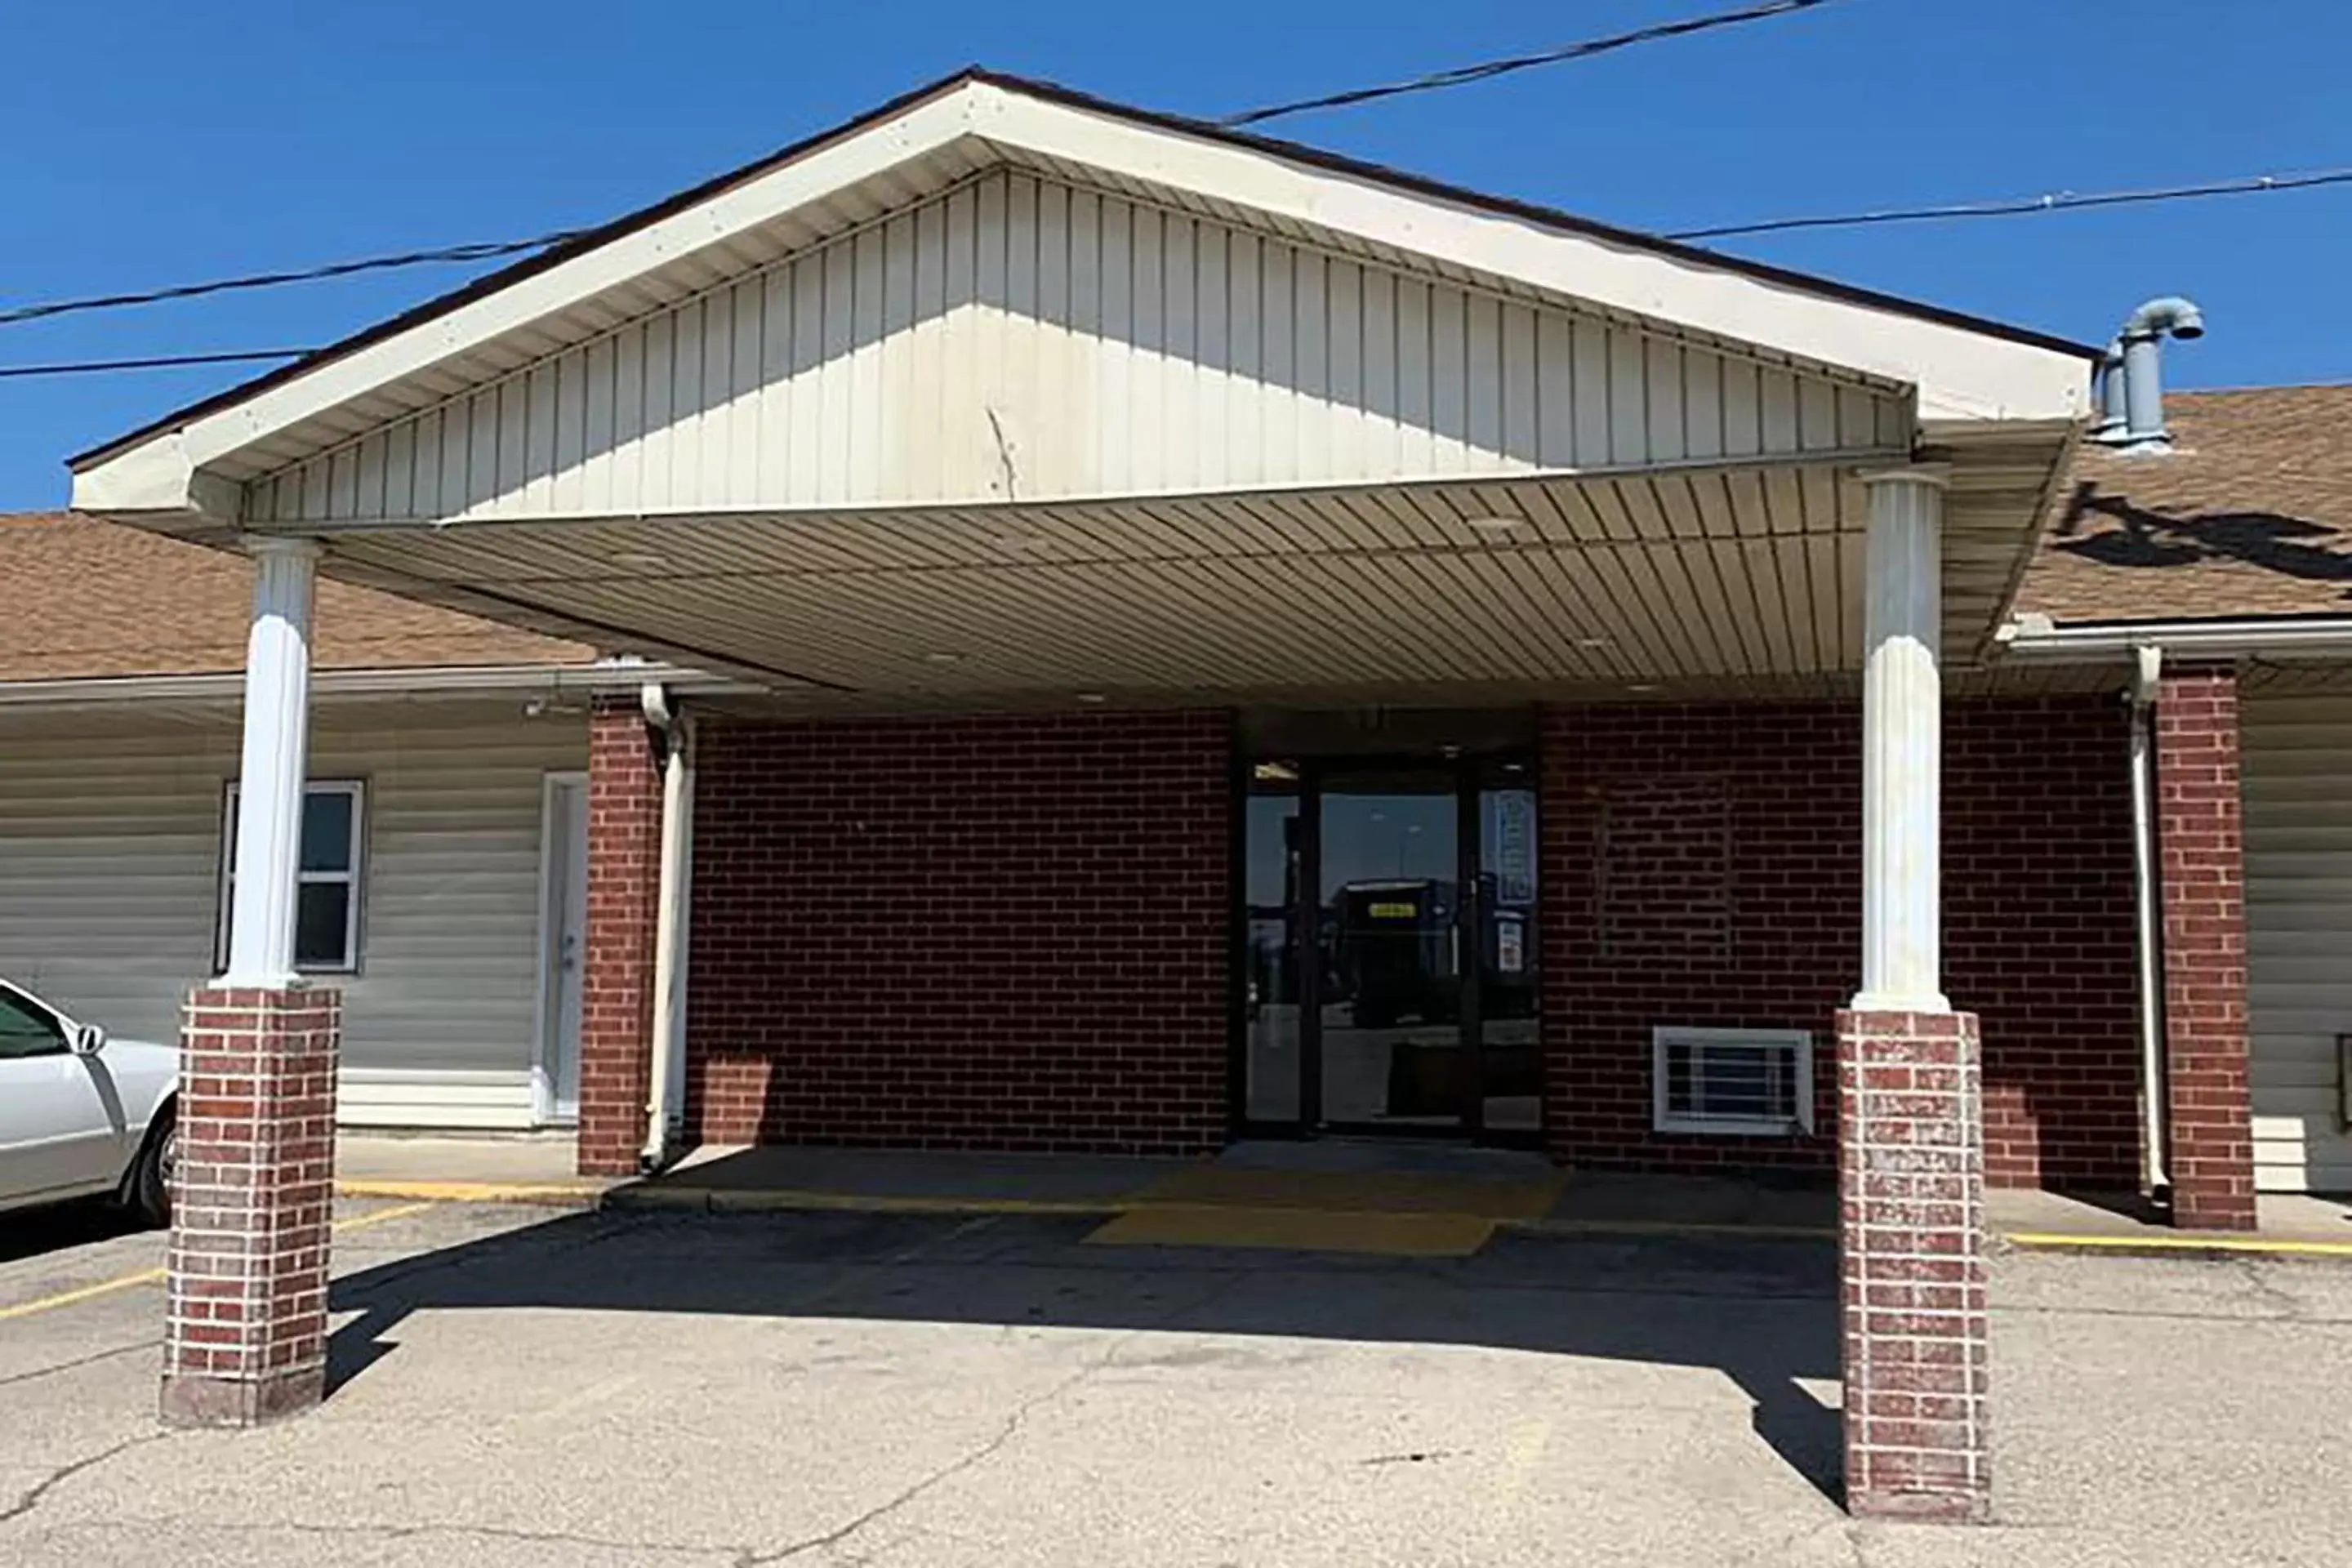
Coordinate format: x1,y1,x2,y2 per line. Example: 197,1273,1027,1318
3,1197,2349,1566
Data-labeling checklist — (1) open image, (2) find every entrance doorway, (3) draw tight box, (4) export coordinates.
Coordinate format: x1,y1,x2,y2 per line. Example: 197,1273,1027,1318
1242,753,1540,1142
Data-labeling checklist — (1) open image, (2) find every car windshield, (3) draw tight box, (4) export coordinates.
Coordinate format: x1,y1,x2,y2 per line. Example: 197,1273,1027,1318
0,980,65,1058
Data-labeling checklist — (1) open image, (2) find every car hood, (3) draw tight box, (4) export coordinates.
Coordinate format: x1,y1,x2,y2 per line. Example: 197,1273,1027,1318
98,1037,180,1126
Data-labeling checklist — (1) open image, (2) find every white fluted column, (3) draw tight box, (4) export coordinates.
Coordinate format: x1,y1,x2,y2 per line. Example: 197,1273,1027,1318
1853,468,1949,1013
221,537,323,987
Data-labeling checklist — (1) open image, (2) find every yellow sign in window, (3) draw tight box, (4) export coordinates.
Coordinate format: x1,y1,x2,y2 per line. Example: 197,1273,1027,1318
1368,902,1418,920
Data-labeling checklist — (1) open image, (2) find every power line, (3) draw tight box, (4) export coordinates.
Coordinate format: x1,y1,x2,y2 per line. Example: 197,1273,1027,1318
1219,0,1842,127
1669,165,2352,239
1,8,1842,335
16,158,2351,381
0,230,589,329
0,348,321,380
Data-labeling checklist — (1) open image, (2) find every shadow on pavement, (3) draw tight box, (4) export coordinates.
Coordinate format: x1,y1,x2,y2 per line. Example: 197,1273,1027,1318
326,1206,1845,1503
0,1196,149,1265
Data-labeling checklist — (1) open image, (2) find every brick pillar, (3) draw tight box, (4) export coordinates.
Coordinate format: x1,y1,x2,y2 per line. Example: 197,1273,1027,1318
577,697,662,1177
2156,665,2256,1231
1838,1008,1989,1523
161,984,341,1428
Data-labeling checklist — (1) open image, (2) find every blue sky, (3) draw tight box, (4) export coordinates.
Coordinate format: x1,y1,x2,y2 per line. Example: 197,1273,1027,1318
4,0,2346,507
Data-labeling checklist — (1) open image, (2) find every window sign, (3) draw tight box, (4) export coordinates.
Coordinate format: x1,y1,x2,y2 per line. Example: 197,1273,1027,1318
1491,791,1536,907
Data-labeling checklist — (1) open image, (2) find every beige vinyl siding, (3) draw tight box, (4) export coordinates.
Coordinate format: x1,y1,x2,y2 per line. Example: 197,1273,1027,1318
249,168,1905,525
0,704,586,1129
2243,693,2352,1192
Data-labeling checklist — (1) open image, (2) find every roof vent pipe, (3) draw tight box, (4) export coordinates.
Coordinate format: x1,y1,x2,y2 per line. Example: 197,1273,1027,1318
2112,296,2206,453
2090,339,2128,443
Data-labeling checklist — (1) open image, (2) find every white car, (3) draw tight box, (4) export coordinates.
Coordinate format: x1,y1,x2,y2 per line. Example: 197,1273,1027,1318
0,978,178,1224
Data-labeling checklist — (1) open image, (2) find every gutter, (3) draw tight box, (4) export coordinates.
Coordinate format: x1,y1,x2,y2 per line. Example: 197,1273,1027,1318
2127,646,2169,1194
0,658,761,710
2002,615,2352,661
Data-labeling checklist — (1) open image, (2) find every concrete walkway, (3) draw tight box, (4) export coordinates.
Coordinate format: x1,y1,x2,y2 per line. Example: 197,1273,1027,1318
338,1133,2352,1257
336,1133,610,1203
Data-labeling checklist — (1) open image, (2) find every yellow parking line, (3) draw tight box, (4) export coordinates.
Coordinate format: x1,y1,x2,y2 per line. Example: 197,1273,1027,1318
0,1199,440,1323
336,1178,604,1205
2006,1230,2352,1258
0,1266,166,1322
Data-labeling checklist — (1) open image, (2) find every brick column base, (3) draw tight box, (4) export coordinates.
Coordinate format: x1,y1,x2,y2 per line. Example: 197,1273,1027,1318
160,985,341,1428
1838,1009,1989,1524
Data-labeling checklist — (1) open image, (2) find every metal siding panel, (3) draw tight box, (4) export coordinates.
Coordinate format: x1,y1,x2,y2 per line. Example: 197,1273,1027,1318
1682,350,1724,461
555,347,592,514
582,335,618,513
1392,274,1432,478
728,275,764,506
1259,238,1296,484
0,711,585,1125
1428,278,1467,476
2244,695,2352,1191
789,243,828,506
495,376,530,511
1646,339,1685,462
611,323,648,512
640,311,676,512
1607,327,1646,467
1499,302,1537,471
1129,198,1166,492
1096,186,1134,492
1193,219,1230,484
1161,212,1199,489
670,297,708,510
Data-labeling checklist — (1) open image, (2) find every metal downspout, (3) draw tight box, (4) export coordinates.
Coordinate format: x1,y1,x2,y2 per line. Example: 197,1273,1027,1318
639,683,692,1170
2130,645,2171,1192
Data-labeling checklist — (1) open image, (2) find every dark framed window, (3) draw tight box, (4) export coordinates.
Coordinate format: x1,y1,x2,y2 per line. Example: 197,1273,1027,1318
216,781,367,973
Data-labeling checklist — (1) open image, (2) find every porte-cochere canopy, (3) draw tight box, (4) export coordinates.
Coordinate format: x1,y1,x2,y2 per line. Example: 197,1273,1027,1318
73,70,2097,706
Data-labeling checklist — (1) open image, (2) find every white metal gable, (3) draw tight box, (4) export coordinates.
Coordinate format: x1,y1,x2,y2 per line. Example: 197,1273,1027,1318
71,74,2090,520
245,168,1910,528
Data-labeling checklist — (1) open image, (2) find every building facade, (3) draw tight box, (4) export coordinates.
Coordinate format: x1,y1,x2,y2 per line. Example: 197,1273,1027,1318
62,72,2352,1512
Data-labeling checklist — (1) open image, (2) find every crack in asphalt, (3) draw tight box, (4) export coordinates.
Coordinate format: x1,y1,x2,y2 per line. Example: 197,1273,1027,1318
0,1432,173,1530
2230,1256,2310,1321
737,1267,1250,1567
0,1338,159,1391
89,1513,733,1559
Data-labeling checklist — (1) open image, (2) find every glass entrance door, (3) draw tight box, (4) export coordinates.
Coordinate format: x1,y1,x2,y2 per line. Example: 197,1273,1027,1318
1318,770,1463,1129
1242,755,1540,1140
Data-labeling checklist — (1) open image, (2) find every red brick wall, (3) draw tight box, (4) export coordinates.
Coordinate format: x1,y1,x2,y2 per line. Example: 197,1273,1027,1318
684,710,1232,1155
164,984,341,1426
2157,665,2256,1230
577,698,662,1178
1949,699,2142,1189
1540,697,2140,1187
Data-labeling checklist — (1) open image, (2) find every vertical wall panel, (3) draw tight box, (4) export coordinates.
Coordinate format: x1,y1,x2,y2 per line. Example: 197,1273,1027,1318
257,171,1907,520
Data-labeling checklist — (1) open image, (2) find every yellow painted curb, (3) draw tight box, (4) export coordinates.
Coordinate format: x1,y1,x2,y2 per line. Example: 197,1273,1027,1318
2004,1230,2352,1258
336,1178,605,1205
0,1199,440,1322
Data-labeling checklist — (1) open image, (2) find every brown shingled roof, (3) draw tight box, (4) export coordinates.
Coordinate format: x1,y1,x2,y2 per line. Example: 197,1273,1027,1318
0,512,593,682
2016,385,2352,626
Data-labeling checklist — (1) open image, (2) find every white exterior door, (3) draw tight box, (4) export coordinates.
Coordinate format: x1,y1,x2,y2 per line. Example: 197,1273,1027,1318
536,775,590,1124
0,988,122,1205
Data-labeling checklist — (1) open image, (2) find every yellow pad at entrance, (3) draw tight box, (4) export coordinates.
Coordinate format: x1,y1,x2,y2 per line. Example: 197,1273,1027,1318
1086,1204,1499,1257
1130,1165,1566,1221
